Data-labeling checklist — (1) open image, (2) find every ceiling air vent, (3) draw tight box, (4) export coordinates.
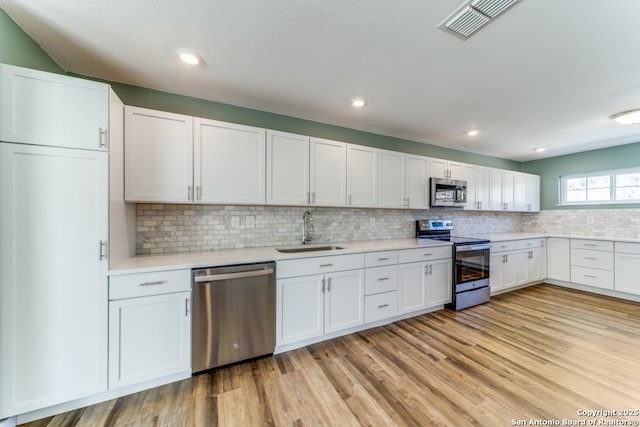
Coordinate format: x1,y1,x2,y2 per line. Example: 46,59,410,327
444,6,490,38
471,0,519,18
439,0,521,40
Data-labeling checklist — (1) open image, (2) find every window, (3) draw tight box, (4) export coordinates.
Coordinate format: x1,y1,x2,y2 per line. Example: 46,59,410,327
560,168,640,205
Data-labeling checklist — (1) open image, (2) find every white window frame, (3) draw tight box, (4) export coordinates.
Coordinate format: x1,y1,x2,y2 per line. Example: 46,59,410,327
559,167,640,206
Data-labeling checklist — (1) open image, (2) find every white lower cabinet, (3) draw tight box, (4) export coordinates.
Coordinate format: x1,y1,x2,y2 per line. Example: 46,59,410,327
108,270,191,389
615,244,640,296
276,254,365,346
398,249,452,313
570,239,614,290
491,239,545,293
490,252,517,292
546,237,570,281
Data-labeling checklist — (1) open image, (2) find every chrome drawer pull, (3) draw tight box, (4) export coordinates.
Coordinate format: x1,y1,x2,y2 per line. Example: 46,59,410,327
378,277,390,281
423,253,434,256
583,257,597,261
378,257,390,261
319,263,334,267
583,244,597,247
139,280,167,287
378,304,390,309
584,274,597,279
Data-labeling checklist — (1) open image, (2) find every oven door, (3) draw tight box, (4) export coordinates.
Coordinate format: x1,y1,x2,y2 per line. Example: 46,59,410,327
454,244,490,291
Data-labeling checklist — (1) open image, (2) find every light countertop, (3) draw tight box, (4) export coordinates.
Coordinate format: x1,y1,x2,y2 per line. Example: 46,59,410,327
109,238,453,275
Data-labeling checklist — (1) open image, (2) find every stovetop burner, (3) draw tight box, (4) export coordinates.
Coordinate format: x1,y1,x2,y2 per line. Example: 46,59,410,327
415,219,490,246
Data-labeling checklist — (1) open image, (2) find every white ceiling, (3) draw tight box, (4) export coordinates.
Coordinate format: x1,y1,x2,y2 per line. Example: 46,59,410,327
2,0,640,161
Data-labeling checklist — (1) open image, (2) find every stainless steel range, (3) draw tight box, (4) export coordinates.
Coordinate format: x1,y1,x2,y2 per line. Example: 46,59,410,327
416,219,491,310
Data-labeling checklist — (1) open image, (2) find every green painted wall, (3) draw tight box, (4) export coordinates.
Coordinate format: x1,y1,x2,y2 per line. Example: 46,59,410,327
521,142,640,210
0,9,63,73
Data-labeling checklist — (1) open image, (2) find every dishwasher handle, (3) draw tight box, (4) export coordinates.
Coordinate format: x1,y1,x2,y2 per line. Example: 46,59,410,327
194,267,274,283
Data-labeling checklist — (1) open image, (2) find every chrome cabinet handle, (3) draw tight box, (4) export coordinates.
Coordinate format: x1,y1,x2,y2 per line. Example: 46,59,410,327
528,251,533,259
378,277,390,281
188,185,193,201
406,197,410,207
423,253,434,257
311,192,316,204
378,257,390,261
98,240,107,260
139,280,167,287
327,278,331,292
185,298,190,316
306,191,310,204
583,257,597,261
196,186,201,201
584,274,597,279
378,304,390,309
321,278,325,293
583,243,597,247
98,127,108,148
348,194,352,205
319,263,334,267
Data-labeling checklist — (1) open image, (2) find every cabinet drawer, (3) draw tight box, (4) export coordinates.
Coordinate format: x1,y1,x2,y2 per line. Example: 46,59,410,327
571,239,613,252
570,248,613,270
365,265,398,295
276,253,365,278
570,266,614,290
364,291,399,323
492,241,518,253
365,250,398,267
516,239,544,250
398,245,451,264
109,269,191,300
615,242,640,255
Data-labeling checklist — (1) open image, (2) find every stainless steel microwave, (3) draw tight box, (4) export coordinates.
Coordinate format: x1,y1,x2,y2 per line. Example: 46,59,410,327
430,177,467,207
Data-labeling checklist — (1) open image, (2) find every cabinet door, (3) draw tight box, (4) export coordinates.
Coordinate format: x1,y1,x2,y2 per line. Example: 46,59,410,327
277,275,324,345
516,250,530,285
378,150,405,208
0,143,108,417
429,158,448,178
503,253,517,288
502,171,515,211
0,64,109,151
547,238,570,281
426,258,452,307
324,270,365,334
490,253,505,292
489,169,504,210
615,253,640,296
195,118,266,205
310,138,347,206
404,155,430,209
347,144,377,207
448,161,465,180
476,167,491,210
527,248,543,282
398,262,427,314
266,130,310,205
109,292,191,389
124,106,193,203
526,174,540,212
463,164,478,210
513,173,528,211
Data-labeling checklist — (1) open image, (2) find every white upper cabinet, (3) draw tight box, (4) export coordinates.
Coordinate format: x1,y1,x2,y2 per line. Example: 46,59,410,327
310,137,347,206
266,130,310,206
502,171,515,211
124,106,193,203
429,158,465,179
514,172,540,212
526,174,540,212
464,164,491,211
346,144,377,207
0,64,109,150
194,118,266,205
404,154,430,209
378,149,405,208
490,169,515,211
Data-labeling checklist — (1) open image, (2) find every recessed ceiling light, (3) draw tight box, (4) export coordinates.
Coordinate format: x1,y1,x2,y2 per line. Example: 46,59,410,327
351,98,366,108
467,129,480,136
178,49,202,65
534,148,546,153
611,109,640,125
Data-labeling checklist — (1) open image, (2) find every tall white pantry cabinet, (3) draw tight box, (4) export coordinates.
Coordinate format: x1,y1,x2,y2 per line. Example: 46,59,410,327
0,64,110,418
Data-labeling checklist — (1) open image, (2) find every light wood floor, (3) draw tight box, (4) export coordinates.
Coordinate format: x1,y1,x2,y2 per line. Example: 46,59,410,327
23,284,640,427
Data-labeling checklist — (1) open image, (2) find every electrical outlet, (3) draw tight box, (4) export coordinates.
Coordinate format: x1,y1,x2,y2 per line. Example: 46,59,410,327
587,216,595,225
369,217,376,227
231,216,240,229
245,215,255,228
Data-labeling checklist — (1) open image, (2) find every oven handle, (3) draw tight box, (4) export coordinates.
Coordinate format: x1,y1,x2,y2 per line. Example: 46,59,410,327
456,244,491,252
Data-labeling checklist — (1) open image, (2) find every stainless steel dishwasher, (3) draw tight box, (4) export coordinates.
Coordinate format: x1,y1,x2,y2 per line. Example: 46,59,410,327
191,262,275,373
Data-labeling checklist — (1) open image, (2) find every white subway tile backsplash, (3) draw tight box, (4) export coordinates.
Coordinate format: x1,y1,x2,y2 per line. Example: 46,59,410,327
522,208,640,238
136,204,523,255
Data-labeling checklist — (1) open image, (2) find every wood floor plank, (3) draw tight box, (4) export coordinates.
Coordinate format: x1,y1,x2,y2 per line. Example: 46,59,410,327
20,284,640,426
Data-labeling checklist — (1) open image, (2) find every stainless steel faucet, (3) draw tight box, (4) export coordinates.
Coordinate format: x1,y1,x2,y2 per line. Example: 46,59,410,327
302,211,314,244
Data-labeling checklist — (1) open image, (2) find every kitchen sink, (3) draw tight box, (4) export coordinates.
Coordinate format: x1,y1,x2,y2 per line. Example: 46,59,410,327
276,245,344,253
